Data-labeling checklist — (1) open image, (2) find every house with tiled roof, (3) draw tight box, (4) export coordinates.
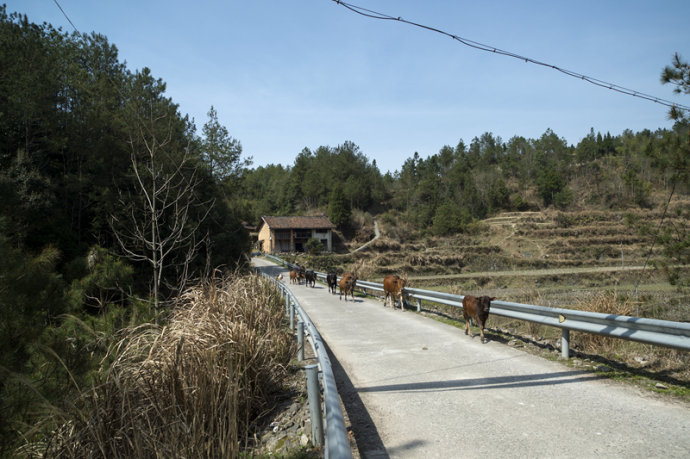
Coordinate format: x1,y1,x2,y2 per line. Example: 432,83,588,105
257,215,336,253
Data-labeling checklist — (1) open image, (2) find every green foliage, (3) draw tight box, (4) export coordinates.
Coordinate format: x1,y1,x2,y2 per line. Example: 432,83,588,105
0,222,67,452
328,183,351,227
652,55,690,288
67,246,133,312
0,8,252,452
202,105,247,182
432,203,472,236
536,167,566,207
661,52,690,122
553,188,574,209
306,238,324,255
242,141,385,222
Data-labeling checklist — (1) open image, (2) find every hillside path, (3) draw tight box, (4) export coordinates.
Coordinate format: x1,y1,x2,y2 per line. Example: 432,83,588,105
254,258,690,458
352,218,380,253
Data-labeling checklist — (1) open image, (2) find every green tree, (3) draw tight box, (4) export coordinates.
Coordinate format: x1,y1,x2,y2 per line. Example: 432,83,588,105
536,167,565,207
0,222,67,451
661,53,690,122
328,183,350,227
649,54,690,288
306,238,324,255
201,106,246,182
432,203,471,236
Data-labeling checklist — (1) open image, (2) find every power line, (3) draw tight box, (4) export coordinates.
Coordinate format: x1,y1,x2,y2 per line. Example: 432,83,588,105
52,0,78,32
330,0,690,114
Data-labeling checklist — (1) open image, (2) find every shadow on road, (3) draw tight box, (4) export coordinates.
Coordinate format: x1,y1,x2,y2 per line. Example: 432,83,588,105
357,370,603,394
323,340,390,459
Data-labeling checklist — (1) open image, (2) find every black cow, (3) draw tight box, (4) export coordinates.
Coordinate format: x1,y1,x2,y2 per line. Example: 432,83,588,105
326,271,338,294
305,270,316,288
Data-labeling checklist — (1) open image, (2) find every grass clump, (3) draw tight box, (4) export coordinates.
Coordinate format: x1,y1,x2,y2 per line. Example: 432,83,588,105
29,272,294,458
570,291,635,354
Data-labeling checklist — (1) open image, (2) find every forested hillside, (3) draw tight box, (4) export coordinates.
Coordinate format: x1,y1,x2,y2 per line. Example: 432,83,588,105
0,8,250,452
244,127,688,226
242,126,689,268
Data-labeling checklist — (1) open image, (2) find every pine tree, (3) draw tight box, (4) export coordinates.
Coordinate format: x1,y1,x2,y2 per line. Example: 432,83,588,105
328,184,350,228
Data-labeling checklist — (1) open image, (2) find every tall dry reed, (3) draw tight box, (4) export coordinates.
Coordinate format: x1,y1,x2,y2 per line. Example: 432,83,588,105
37,272,294,458
571,290,635,354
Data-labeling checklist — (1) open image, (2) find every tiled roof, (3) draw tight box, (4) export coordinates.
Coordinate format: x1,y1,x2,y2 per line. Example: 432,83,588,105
261,215,335,230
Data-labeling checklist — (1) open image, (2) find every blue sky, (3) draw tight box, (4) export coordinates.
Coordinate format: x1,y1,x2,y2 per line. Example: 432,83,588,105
6,0,690,172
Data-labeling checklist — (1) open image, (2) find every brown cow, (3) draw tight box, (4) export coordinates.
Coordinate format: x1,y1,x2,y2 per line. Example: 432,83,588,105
339,272,358,301
298,266,306,284
289,270,298,284
383,275,407,310
461,295,496,343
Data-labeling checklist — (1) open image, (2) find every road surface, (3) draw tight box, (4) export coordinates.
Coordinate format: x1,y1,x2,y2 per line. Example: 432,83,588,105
254,258,690,458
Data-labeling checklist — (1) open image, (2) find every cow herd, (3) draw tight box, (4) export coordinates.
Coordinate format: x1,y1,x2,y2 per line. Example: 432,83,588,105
289,266,316,287
284,264,495,342
289,266,359,301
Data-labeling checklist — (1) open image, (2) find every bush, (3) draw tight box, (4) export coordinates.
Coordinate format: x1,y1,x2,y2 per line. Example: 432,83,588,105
306,238,324,255
432,203,472,236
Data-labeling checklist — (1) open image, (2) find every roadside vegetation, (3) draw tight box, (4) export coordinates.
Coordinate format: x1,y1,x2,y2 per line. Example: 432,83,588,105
19,273,294,457
0,9,251,455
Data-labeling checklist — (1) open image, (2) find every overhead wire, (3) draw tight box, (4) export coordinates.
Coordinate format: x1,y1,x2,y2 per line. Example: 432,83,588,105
330,0,690,114
52,0,78,32
331,0,687,307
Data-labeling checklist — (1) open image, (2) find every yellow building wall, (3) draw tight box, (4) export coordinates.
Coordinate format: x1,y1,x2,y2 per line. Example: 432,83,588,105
257,224,272,253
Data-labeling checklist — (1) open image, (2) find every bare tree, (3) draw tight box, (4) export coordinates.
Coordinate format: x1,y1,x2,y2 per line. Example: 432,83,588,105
111,70,211,308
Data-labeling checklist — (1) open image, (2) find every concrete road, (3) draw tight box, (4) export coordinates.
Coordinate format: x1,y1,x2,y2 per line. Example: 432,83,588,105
254,258,690,458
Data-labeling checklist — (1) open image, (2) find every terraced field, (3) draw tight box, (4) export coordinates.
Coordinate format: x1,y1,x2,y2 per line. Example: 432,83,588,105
342,208,689,322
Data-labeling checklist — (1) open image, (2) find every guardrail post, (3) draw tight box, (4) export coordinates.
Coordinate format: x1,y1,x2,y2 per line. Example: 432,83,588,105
289,301,295,332
297,321,305,361
561,329,570,359
305,364,324,447
417,298,422,312
285,295,290,317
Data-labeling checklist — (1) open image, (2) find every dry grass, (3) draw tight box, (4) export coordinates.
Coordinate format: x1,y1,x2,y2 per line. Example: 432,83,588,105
566,291,690,383
31,272,294,458
570,291,636,354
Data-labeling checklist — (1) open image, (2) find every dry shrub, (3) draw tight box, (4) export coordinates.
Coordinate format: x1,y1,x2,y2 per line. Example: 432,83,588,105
514,283,549,337
571,290,635,354
369,237,401,252
40,273,294,458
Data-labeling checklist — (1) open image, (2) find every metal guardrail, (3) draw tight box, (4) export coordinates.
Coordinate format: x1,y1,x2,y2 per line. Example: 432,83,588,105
258,269,352,459
263,254,690,358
